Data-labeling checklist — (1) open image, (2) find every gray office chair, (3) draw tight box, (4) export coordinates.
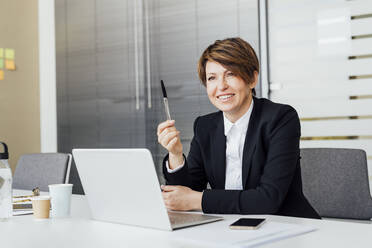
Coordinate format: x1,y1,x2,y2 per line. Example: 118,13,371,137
13,153,72,192
300,148,372,220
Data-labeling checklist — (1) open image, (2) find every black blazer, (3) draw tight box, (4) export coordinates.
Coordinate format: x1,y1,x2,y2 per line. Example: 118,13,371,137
163,97,320,219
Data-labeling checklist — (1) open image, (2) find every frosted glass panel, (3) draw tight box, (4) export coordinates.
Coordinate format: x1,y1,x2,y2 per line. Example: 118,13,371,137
268,0,372,192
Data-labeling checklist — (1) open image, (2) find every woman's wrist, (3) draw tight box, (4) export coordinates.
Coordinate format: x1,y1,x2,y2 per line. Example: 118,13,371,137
168,152,184,170
191,191,203,211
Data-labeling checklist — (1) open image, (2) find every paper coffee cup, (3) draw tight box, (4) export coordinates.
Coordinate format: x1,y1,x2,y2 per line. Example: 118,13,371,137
48,184,73,218
32,196,51,219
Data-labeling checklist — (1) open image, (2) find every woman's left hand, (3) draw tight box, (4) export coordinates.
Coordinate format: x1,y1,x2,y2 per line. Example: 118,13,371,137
161,185,203,211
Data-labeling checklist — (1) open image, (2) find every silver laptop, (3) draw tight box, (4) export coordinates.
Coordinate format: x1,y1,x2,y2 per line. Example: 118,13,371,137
72,148,223,231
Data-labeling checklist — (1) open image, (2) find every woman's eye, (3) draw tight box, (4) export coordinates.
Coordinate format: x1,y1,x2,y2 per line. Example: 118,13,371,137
207,76,215,81
226,72,235,77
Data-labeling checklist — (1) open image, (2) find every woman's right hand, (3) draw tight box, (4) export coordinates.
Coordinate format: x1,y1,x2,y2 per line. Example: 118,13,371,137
157,120,184,169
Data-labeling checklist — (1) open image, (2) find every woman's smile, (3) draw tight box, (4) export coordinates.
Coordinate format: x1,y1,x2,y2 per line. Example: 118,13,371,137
217,93,235,102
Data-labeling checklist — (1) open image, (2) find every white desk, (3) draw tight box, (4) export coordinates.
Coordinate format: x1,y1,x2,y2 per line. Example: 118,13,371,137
2,190,371,248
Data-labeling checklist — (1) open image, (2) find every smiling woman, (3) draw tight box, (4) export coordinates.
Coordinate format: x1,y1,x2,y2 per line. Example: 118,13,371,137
157,37,320,219
200,38,258,123
204,61,257,123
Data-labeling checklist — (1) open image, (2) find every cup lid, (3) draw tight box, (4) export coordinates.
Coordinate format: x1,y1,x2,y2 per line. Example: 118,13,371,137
32,196,51,201
48,183,73,188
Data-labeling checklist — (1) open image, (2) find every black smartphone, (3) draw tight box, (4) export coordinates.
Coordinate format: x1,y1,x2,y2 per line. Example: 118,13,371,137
229,218,266,230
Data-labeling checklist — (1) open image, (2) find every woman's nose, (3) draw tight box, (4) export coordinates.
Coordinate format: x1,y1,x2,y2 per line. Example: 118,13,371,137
217,77,228,90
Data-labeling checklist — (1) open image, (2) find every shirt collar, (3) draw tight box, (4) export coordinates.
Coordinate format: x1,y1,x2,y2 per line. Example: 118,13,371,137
223,99,254,136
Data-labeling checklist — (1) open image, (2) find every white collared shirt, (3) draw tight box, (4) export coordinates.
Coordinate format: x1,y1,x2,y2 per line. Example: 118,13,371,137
166,100,254,191
223,100,253,190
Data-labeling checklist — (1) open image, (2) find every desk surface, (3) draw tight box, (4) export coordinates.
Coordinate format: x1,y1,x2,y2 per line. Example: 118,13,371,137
2,190,371,248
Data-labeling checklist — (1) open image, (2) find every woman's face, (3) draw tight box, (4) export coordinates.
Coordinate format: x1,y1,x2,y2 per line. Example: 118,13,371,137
205,61,257,122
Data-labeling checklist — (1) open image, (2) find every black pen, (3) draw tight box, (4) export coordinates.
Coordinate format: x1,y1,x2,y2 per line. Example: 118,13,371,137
160,80,172,120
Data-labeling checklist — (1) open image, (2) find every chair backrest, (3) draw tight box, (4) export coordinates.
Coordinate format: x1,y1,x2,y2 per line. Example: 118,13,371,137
300,148,372,220
13,153,72,192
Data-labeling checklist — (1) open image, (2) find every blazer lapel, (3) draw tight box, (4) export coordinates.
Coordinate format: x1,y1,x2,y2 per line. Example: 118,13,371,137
242,97,260,188
210,112,226,189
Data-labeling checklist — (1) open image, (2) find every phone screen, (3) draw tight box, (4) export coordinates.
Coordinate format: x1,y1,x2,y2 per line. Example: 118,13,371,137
229,218,266,229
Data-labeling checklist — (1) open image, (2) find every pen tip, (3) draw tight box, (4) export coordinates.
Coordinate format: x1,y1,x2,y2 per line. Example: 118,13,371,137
160,80,167,98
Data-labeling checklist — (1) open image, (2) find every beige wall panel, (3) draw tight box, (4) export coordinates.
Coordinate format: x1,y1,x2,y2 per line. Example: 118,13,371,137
0,0,40,172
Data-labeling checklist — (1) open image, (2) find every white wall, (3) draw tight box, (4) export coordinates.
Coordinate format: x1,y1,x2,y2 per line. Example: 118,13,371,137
38,0,57,152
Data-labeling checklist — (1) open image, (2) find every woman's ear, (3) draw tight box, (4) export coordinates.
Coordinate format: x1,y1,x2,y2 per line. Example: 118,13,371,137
249,71,259,89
